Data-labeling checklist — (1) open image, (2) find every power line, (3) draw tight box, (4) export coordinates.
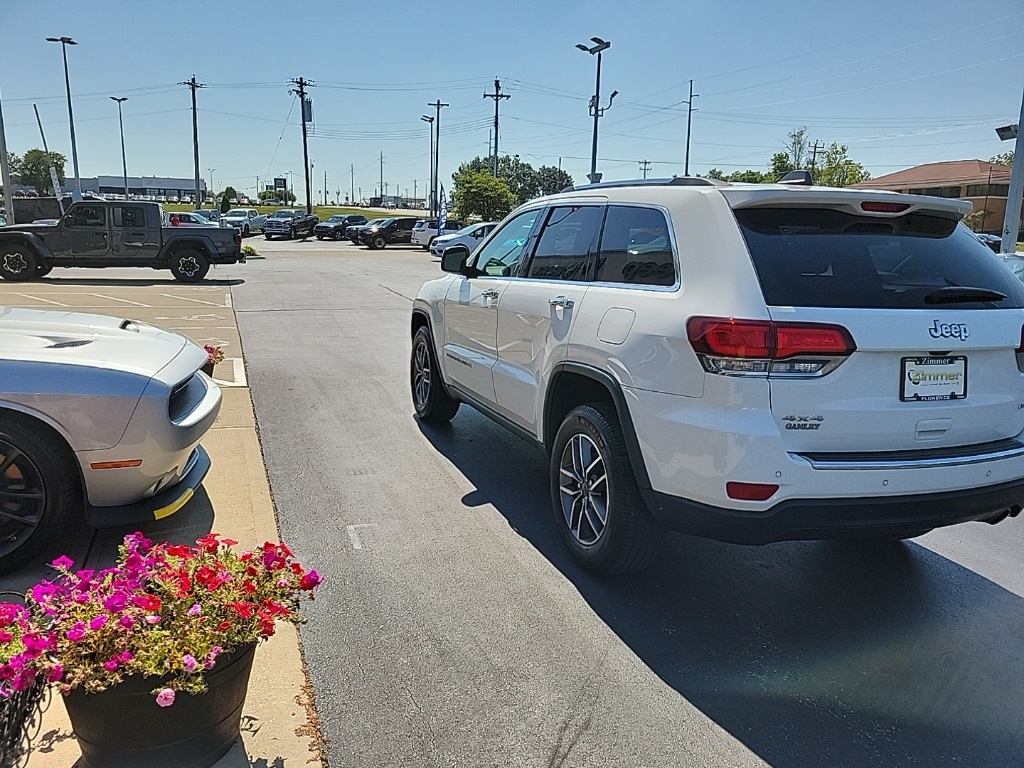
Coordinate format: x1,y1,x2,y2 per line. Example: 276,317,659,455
483,78,511,175
177,75,206,208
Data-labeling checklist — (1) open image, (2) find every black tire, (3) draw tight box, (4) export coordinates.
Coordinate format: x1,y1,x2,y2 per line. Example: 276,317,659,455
0,413,79,575
333,231,342,240
242,224,250,237
36,264,53,278
265,233,273,240
550,404,661,574
372,235,387,250
0,243,40,282
169,248,210,283
427,237,436,250
411,327,459,423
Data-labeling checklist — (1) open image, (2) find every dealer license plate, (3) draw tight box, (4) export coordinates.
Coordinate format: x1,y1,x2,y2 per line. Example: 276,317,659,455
900,356,967,402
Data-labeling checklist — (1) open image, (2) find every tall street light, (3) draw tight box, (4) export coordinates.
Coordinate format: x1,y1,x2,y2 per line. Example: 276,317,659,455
576,37,617,185
421,115,434,215
110,97,129,198
208,168,216,201
996,86,1024,254
46,36,82,198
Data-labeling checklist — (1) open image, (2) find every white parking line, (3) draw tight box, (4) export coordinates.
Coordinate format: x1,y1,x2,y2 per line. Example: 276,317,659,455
160,294,225,307
90,293,150,307
346,523,378,550
16,294,70,307
224,292,232,308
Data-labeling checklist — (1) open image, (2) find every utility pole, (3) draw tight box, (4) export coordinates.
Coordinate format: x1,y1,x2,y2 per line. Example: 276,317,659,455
428,100,449,217
288,77,315,214
809,139,824,180
420,115,435,215
379,152,384,204
0,86,14,223
350,164,355,204
483,78,510,176
110,97,129,198
684,79,699,176
178,75,206,209
639,159,652,180
32,105,64,214
324,170,327,205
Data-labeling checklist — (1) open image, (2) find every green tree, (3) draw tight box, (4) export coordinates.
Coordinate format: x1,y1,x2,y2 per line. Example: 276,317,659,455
18,149,66,194
767,151,795,182
220,186,238,213
258,188,295,204
704,168,727,180
727,169,767,183
452,170,516,221
454,155,540,205
990,151,1014,167
813,143,870,187
535,165,574,196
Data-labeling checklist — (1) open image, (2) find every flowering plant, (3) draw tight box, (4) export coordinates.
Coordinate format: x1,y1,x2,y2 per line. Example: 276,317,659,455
25,533,320,706
0,602,61,698
203,345,225,366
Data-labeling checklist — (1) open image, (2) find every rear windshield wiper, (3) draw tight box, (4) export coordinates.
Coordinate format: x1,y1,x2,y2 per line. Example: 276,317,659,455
924,286,1007,304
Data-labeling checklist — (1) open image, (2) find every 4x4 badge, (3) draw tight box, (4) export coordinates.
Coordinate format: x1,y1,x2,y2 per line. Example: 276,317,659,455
929,320,969,340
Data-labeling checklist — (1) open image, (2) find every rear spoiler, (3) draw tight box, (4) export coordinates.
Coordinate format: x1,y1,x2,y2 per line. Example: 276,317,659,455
720,188,971,220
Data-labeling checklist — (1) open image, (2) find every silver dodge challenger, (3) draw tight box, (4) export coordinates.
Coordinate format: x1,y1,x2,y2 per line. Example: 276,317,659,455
0,307,221,572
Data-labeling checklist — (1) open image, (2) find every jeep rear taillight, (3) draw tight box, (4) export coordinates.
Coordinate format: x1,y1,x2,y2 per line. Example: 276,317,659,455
687,317,856,377
1016,324,1024,372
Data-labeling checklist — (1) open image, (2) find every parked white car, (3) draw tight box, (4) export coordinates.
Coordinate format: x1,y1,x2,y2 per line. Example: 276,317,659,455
221,208,267,236
0,308,221,573
411,174,1024,574
429,222,497,257
411,218,466,248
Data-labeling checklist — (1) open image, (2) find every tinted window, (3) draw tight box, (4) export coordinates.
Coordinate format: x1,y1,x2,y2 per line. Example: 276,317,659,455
525,205,602,281
472,209,541,277
113,206,146,228
594,206,675,286
69,205,106,227
735,208,1024,309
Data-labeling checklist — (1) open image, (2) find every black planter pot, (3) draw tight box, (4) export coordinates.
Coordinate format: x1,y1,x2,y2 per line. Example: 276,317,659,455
201,361,216,377
63,642,256,768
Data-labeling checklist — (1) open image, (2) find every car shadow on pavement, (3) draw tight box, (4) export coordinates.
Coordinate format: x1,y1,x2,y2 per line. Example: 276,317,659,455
418,411,1024,767
34,277,245,287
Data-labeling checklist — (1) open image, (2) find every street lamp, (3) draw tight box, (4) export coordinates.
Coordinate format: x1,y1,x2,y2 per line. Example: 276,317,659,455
421,115,434,215
109,97,129,198
207,168,216,202
576,36,617,185
995,89,1024,255
45,36,82,198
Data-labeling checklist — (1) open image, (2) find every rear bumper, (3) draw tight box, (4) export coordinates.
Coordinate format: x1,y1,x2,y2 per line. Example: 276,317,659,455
644,477,1024,544
86,445,211,527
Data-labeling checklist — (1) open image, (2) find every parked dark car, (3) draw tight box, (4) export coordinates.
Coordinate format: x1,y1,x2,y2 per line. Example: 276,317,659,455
976,233,1002,253
263,209,319,240
314,214,367,240
0,201,243,282
348,218,386,245
358,217,418,249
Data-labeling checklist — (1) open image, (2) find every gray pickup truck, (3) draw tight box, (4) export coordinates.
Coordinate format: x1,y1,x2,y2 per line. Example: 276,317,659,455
0,201,244,283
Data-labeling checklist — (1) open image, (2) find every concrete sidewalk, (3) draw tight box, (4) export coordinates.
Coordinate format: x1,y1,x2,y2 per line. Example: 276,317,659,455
23,386,324,767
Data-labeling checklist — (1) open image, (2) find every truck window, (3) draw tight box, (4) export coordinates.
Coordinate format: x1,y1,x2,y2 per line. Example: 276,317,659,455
70,205,106,227
113,206,146,228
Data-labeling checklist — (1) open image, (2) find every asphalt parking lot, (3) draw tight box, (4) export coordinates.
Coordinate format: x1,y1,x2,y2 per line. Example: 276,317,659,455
6,236,1024,766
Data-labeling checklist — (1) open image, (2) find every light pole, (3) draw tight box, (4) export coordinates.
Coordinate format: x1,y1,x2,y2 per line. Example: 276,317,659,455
420,115,434,215
46,36,82,198
996,89,1024,254
110,97,129,198
208,168,216,202
576,37,617,185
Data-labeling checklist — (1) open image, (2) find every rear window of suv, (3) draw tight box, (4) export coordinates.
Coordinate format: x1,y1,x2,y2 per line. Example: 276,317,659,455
735,207,1024,309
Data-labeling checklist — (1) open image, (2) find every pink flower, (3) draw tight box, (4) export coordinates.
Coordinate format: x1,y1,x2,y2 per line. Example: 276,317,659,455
66,623,86,642
118,614,136,629
183,654,198,672
155,688,175,707
186,604,202,616
145,615,161,625
21,632,49,658
46,664,63,683
51,555,74,570
89,616,108,631
299,570,322,590
119,652,133,663
103,660,119,672
103,594,127,613
0,630,12,644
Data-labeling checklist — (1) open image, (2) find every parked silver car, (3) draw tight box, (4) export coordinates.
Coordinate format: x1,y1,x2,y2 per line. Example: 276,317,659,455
221,208,267,236
429,222,497,256
0,308,221,573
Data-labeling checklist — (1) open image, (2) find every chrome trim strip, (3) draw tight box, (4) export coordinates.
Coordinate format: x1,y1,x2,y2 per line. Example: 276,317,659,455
794,443,1024,470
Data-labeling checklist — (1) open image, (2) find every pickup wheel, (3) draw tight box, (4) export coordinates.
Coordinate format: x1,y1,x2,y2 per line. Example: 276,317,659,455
0,414,79,575
0,244,40,282
242,224,250,236
550,404,662,575
264,233,273,240
288,227,296,240
169,248,210,282
411,327,459,423
36,264,53,278
372,235,387,249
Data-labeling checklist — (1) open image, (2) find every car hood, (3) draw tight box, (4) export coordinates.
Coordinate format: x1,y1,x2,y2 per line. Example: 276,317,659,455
0,307,192,379
433,234,457,244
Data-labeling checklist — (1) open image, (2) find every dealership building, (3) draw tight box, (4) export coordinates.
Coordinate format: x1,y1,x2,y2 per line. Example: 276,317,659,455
78,175,209,201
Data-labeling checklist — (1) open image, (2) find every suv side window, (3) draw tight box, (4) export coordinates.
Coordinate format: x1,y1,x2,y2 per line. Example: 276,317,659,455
594,206,675,286
524,205,602,281
113,206,146,228
472,209,542,277
69,204,106,227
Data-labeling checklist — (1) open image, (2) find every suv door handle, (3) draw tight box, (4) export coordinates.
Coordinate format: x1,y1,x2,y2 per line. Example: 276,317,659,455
549,295,574,308
481,289,500,299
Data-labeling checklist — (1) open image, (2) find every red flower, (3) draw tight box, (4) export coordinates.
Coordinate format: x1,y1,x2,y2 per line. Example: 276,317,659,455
228,602,255,619
196,534,221,554
132,594,161,612
217,620,232,632
195,566,224,591
166,544,193,558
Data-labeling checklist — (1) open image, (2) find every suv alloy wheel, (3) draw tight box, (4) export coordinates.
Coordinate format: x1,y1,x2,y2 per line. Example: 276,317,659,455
410,327,459,422
373,235,387,249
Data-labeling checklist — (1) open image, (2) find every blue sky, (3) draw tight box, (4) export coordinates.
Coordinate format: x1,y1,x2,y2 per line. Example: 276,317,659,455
2,0,1021,202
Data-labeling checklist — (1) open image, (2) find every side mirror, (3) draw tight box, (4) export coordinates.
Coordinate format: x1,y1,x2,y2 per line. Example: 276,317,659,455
441,244,472,274
63,217,74,228
473,229,484,238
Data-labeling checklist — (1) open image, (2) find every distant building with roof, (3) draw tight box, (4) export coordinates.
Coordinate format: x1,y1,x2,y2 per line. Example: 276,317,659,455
851,160,1017,236
78,175,209,202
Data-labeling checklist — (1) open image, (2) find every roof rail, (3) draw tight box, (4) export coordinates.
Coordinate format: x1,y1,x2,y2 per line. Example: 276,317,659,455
560,176,729,193
777,170,814,186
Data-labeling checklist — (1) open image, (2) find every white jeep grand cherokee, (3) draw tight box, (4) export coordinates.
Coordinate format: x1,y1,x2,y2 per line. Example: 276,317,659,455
410,174,1024,574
